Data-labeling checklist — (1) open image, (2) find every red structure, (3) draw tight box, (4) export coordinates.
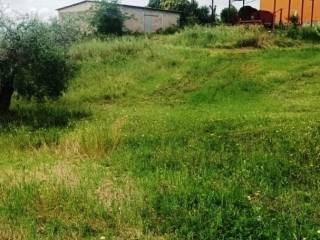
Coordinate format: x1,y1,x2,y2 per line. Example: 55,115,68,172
254,10,274,27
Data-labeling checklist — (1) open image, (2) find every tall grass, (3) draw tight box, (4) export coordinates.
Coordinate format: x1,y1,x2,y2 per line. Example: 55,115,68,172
287,25,320,42
164,25,297,49
70,36,146,62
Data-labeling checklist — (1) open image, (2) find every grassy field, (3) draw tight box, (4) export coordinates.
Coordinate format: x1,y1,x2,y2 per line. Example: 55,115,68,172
1,26,320,239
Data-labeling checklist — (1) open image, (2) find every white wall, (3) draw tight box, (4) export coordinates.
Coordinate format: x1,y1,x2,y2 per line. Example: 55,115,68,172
58,2,180,33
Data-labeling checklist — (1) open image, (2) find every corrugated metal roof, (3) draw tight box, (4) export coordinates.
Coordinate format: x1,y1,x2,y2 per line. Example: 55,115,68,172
56,0,181,14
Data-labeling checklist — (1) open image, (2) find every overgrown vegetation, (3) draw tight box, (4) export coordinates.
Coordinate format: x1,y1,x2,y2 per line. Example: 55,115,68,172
1,25,320,239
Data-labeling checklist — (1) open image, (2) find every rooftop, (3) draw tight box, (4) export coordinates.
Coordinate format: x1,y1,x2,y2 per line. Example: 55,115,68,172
56,0,181,14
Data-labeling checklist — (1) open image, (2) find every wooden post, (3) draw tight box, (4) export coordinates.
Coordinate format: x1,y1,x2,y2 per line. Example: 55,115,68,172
228,0,231,23
301,0,304,25
273,0,277,30
311,0,315,26
288,0,291,24
280,8,283,25
210,0,215,25
243,0,245,7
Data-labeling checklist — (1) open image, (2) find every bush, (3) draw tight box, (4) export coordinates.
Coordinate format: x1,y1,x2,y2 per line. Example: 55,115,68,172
300,26,320,41
0,16,76,112
286,26,300,39
287,26,320,42
235,37,259,48
91,0,125,35
156,25,179,34
221,6,238,24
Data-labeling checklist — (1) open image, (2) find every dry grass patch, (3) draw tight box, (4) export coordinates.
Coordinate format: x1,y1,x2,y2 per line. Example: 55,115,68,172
0,221,26,240
96,172,145,239
0,161,79,187
45,116,128,162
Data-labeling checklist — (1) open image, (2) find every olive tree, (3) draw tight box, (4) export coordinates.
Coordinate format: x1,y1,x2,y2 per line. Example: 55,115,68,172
0,14,77,113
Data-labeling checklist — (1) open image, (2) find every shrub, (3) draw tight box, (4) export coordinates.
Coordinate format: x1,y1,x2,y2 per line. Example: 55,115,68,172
156,25,179,34
0,16,76,112
235,37,259,48
287,26,320,42
300,26,320,41
220,6,238,24
286,26,300,39
91,0,125,35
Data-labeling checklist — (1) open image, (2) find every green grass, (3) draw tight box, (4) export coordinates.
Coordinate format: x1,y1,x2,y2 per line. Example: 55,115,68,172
1,26,320,239
163,25,299,49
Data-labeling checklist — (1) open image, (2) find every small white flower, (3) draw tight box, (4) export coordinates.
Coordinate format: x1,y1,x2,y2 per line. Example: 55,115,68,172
317,229,320,234
100,236,106,240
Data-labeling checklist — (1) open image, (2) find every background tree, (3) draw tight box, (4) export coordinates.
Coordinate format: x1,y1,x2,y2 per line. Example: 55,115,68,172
148,0,161,9
91,0,125,35
194,6,210,24
160,0,188,11
0,16,76,113
220,5,238,24
159,0,210,26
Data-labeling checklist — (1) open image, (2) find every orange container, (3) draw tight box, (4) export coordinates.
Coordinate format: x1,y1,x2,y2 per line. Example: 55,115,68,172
260,0,320,24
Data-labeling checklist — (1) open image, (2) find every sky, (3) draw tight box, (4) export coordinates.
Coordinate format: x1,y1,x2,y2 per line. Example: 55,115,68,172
1,0,259,19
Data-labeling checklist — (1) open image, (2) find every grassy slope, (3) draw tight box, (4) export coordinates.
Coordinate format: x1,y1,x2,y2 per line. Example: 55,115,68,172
1,26,320,239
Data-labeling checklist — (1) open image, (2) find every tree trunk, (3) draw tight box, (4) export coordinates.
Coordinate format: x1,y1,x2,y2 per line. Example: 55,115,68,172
0,85,14,113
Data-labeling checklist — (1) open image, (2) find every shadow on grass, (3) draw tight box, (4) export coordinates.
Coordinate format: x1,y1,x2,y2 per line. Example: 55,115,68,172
0,103,90,130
